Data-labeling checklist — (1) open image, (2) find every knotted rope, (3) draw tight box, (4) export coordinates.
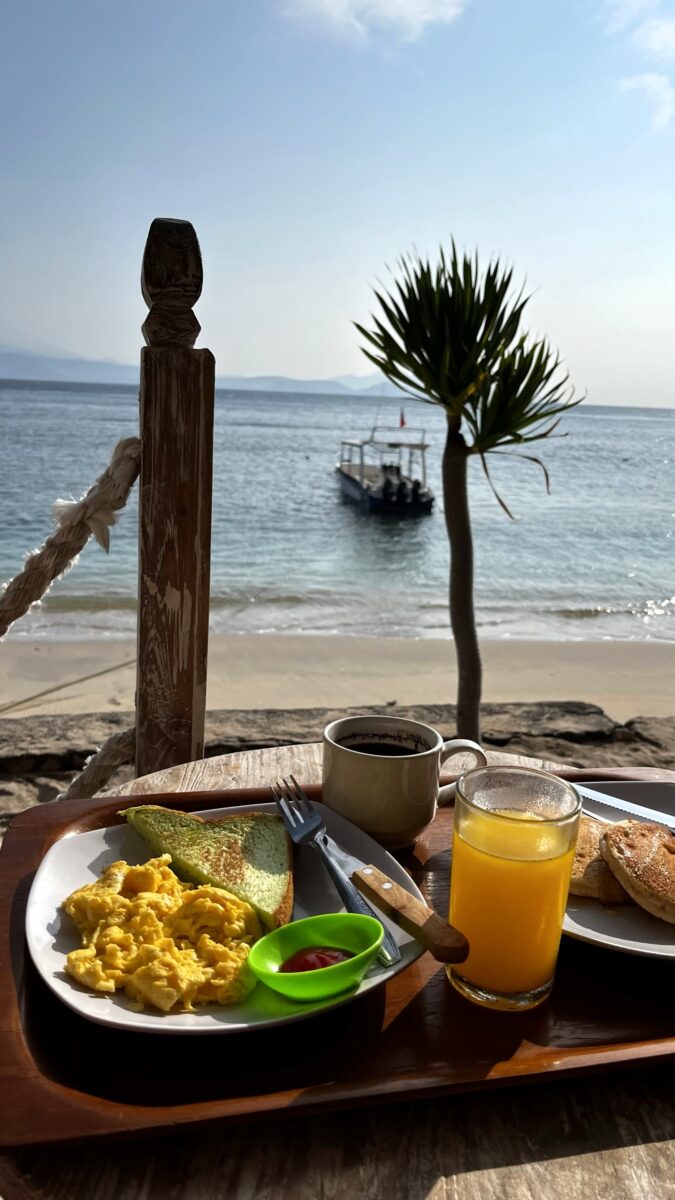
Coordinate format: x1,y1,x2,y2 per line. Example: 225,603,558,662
0,437,141,640
1,437,142,799
60,727,137,800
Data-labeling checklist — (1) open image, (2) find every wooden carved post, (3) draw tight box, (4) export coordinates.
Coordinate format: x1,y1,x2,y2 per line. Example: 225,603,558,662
136,218,215,776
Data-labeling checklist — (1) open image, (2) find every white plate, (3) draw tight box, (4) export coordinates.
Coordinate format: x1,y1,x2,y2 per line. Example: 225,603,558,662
26,802,424,1034
563,782,675,959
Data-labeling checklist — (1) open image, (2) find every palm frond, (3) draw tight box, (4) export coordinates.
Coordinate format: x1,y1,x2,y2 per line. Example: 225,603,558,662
470,341,581,455
356,241,583,512
479,454,515,519
355,244,528,416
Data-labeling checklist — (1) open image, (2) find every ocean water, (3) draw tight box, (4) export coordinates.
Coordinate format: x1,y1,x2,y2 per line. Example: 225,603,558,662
1,381,674,642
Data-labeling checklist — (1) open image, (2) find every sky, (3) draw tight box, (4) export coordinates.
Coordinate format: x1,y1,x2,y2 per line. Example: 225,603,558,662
1,0,675,405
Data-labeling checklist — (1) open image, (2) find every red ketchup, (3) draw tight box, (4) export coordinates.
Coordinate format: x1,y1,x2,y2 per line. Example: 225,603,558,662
279,946,354,973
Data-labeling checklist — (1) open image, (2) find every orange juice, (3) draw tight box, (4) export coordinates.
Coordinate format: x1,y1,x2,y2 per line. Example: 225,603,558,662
449,806,576,996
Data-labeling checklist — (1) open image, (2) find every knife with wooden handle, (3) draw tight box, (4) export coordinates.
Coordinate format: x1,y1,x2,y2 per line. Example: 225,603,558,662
352,864,469,964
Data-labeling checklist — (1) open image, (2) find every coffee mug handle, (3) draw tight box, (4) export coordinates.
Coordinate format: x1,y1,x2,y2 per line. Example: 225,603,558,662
438,739,487,805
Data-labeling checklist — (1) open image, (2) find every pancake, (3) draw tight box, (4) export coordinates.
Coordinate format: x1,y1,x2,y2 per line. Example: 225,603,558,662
600,820,675,924
569,814,631,905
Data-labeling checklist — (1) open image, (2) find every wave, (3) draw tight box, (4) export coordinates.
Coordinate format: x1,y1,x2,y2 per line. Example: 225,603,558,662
39,588,356,614
41,594,138,612
550,606,633,620
39,591,675,619
541,598,675,621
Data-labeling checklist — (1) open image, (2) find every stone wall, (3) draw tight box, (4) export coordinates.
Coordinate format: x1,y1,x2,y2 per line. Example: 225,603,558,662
1,701,673,841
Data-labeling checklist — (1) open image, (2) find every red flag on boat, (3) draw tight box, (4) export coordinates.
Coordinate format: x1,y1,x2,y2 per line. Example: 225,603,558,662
399,407,406,428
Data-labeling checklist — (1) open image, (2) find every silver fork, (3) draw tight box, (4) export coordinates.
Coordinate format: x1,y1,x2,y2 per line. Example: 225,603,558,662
271,775,401,967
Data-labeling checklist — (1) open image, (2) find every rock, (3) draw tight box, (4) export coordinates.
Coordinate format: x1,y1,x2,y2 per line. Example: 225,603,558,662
487,734,673,770
0,773,72,844
478,701,619,745
0,712,133,774
625,717,675,752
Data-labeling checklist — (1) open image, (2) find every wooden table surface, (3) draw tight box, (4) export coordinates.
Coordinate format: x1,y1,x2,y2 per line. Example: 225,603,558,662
2,744,675,1200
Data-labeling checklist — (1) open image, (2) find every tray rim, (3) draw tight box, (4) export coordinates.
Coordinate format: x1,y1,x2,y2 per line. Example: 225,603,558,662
2,775,675,1149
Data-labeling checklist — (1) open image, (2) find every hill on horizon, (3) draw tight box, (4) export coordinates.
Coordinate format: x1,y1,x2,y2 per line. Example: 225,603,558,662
0,348,403,396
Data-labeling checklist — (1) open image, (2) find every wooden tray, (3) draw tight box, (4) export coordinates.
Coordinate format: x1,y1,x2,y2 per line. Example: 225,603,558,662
2,781,675,1148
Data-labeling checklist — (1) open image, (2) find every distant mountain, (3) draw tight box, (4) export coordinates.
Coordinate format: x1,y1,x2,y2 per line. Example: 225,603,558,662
217,374,405,397
216,374,351,394
0,349,139,384
0,347,405,396
359,379,409,398
333,372,384,390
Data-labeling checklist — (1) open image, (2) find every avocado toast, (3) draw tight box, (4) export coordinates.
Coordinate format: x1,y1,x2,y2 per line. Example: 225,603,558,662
124,806,293,929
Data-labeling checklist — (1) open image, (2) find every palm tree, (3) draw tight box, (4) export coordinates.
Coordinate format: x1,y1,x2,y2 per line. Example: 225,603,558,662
356,245,581,741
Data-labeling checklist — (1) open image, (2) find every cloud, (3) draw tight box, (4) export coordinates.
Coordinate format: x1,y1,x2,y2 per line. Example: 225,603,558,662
606,3,675,129
282,0,467,40
604,0,658,34
634,15,675,57
620,71,675,125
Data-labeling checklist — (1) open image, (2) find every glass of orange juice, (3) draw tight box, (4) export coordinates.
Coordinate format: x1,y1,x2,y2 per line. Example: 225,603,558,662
448,766,581,1011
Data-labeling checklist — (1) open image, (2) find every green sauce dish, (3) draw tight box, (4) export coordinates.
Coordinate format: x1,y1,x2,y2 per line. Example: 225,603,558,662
248,912,384,1002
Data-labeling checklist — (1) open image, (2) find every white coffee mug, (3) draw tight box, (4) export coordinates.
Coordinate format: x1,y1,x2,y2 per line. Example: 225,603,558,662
322,714,487,847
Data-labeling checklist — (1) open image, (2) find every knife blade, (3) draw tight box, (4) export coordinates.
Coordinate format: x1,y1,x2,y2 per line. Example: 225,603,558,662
318,833,402,966
575,783,675,831
321,831,369,876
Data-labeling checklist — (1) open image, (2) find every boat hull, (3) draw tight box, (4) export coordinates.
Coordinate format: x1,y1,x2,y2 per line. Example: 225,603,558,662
336,468,433,515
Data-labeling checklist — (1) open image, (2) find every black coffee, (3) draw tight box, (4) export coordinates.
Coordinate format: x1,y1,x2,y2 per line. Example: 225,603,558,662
338,740,419,757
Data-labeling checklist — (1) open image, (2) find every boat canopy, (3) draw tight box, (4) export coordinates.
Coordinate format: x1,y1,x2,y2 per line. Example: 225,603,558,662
340,427,429,452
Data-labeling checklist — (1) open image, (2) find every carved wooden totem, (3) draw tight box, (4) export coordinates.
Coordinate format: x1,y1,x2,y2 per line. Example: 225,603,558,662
136,218,215,776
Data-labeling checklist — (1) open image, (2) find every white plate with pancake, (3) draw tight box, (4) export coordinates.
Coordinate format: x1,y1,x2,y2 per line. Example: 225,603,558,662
26,801,425,1034
564,783,675,958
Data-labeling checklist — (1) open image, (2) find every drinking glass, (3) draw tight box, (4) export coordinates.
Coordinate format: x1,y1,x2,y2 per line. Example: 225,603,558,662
447,766,581,1011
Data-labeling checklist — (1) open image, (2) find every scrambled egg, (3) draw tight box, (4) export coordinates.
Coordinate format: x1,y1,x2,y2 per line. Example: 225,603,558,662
63,855,261,1012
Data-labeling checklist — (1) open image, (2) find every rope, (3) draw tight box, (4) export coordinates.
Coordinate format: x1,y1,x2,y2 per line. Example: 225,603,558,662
60,726,137,800
0,437,141,639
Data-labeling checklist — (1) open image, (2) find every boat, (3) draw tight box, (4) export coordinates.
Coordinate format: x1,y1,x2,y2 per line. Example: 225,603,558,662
336,427,434,515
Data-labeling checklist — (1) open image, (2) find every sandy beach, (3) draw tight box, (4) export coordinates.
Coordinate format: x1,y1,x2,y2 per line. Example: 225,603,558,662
1,635,673,722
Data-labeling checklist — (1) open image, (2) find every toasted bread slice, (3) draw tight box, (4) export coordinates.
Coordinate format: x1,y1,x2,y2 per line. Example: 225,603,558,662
569,814,631,905
124,807,293,930
600,820,675,924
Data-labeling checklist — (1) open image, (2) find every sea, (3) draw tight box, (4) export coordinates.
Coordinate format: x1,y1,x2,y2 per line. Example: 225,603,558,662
1,380,674,643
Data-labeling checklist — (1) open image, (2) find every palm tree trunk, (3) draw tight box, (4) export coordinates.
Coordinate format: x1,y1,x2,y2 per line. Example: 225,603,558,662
442,418,482,740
